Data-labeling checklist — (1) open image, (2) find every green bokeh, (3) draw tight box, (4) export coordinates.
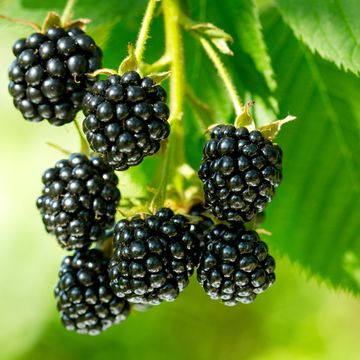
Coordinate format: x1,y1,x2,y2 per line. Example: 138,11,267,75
0,1,359,359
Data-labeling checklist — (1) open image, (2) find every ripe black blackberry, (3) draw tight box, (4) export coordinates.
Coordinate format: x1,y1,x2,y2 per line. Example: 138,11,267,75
108,208,199,305
198,125,282,222
8,27,102,125
197,223,275,305
54,249,130,335
36,153,120,250
82,71,170,170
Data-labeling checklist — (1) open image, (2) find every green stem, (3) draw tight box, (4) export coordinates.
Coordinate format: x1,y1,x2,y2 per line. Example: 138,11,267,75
200,38,243,116
135,0,158,65
46,142,72,156
74,117,90,156
61,0,77,25
150,0,185,211
141,53,171,74
164,0,185,123
186,85,214,130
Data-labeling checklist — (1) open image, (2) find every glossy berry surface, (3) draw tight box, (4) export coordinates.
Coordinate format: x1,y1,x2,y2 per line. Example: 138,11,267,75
197,223,275,305
8,27,102,125
54,249,130,335
82,72,170,170
108,208,199,305
36,153,120,250
198,125,283,222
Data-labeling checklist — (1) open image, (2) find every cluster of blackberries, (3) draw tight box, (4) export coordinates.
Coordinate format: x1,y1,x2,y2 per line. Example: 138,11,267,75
8,27,102,125
35,155,208,335
7,18,172,335
194,124,283,305
10,15,282,337
8,29,170,169
37,153,130,335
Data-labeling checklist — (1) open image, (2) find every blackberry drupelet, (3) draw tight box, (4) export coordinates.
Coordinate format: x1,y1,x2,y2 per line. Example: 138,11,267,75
36,153,120,250
197,223,275,305
198,125,282,222
108,208,199,305
54,249,130,335
82,71,170,170
8,27,102,125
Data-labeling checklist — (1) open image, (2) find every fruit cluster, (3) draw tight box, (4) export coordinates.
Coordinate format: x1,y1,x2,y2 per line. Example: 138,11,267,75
8,10,284,337
195,125,282,305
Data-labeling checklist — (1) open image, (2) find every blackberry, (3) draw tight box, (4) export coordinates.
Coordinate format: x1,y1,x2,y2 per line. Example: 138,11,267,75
8,27,102,125
197,223,275,305
82,71,170,170
36,153,120,250
54,249,130,335
198,125,282,222
108,208,199,305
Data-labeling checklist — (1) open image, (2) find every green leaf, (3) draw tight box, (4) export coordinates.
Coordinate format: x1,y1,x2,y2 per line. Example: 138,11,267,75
261,9,360,293
188,22,234,55
276,0,360,75
209,0,277,92
201,0,278,114
9,0,146,53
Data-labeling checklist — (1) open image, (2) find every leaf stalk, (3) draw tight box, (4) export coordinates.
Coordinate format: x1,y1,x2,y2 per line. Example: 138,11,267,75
135,0,158,65
150,0,185,211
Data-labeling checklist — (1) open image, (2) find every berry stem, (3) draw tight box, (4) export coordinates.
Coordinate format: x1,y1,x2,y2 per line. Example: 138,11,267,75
135,0,158,65
199,38,243,117
61,0,77,26
150,0,185,211
46,142,72,156
163,0,185,123
74,116,90,156
0,14,41,32
186,85,215,130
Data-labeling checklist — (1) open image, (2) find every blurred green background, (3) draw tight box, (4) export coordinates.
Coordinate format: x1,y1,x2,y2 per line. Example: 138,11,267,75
1,0,360,359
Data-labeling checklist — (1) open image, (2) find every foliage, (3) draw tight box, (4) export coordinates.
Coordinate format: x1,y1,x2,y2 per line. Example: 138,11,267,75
0,0,359,358
276,0,360,75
